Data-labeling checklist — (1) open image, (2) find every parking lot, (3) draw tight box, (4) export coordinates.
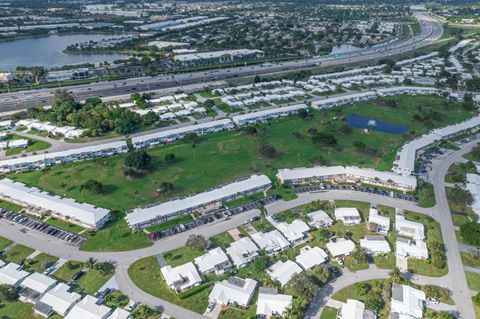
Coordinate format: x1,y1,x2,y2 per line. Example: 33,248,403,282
293,184,418,202
149,195,280,241
0,210,86,246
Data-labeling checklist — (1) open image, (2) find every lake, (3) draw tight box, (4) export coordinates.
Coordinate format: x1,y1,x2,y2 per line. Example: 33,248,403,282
0,33,131,70
345,114,409,134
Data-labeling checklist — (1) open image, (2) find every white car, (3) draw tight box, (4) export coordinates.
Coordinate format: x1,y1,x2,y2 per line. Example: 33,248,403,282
207,302,216,312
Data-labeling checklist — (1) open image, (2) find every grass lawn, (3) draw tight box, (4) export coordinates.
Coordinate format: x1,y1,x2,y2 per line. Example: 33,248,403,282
274,209,301,223
373,253,396,270
445,162,477,184
5,134,51,156
45,217,85,234
0,199,23,212
0,300,62,319
210,232,234,250
73,268,113,295
218,306,257,319
25,253,58,273
417,181,436,208
10,95,473,251
128,256,212,314
164,245,204,267
320,306,338,319
466,271,480,291
332,279,391,318
404,211,447,276
447,186,475,215
52,261,84,282
104,290,130,308
3,244,34,264
251,218,275,232
146,215,193,233
452,212,471,227
328,200,371,242
0,236,13,250
473,297,480,319
462,252,480,269
344,256,369,272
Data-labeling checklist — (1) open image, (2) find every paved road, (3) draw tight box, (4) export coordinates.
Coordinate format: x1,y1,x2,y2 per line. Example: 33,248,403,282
0,13,442,114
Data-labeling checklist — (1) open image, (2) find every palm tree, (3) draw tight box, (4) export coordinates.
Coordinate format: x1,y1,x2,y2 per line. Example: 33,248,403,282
85,257,97,270
389,266,404,284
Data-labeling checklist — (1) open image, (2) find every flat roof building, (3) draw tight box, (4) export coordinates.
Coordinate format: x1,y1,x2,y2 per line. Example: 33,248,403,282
194,247,232,275
295,245,328,270
395,214,425,240
256,288,292,318
209,276,257,308
396,237,428,260
251,230,290,253
161,262,202,293
38,283,81,317
360,235,391,255
19,272,57,304
307,210,333,229
338,299,376,319
390,284,425,319
126,174,271,229
0,179,110,230
0,262,29,287
326,238,356,257
226,237,259,268
232,104,307,126
275,219,310,245
64,295,112,319
335,207,361,225
368,207,390,235
266,260,303,287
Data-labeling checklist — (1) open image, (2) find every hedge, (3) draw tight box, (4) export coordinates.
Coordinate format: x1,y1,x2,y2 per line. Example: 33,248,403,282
178,282,213,299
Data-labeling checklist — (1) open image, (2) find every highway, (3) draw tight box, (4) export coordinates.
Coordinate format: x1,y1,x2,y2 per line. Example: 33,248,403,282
0,13,442,114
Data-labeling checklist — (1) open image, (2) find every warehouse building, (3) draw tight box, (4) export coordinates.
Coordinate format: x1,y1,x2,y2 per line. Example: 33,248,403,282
125,174,271,229
0,179,110,230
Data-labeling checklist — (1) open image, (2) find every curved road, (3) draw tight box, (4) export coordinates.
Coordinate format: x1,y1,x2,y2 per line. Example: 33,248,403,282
0,13,442,113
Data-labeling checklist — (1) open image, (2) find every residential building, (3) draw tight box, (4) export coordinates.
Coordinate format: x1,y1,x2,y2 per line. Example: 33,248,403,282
64,295,112,319
0,141,128,174
126,174,271,229
266,260,303,287
307,210,333,229
335,207,361,225
0,262,29,286
226,237,259,268
276,165,417,192
161,262,202,293
19,272,57,304
396,237,428,260
46,68,90,82
368,207,390,235
231,104,307,126
0,72,14,82
395,214,425,240
360,235,391,255
295,245,328,270
275,219,310,245
326,238,356,257
107,308,131,319
194,247,232,275
390,284,426,319
209,276,257,308
251,230,290,253
37,283,81,317
256,288,292,318
337,299,376,319
0,179,110,230
7,139,29,149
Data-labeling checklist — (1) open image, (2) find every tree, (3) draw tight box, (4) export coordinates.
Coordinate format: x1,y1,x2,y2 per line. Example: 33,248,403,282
310,264,331,285
131,305,156,319
287,273,317,300
449,186,473,206
186,234,208,251
244,125,258,135
352,247,367,264
251,254,271,273
389,267,405,284
340,123,352,134
0,284,19,301
85,257,97,270
164,153,176,163
423,310,455,319
460,222,480,246
311,131,337,147
157,181,174,195
115,110,141,135
143,111,158,126
124,150,151,170
430,242,446,269
259,144,277,159
80,179,103,194
297,108,308,119
95,262,115,276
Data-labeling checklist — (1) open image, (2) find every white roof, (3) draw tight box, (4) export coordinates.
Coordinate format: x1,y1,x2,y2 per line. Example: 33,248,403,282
360,235,391,254
335,207,360,220
209,277,257,307
307,210,333,228
340,299,370,319
194,247,230,273
0,263,29,286
276,219,310,243
232,104,307,124
295,245,328,270
266,260,303,287
64,295,112,319
160,262,202,291
21,272,57,294
256,292,292,317
467,173,480,185
175,49,262,61
0,179,110,228
8,139,28,148
107,308,131,319
326,238,356,257
126,174,271,226
277,165,417,189
226,237,259,267
39,283,81,316
391,284,426,318
251,230,290,252
395,215,425,240
396,238,428,259
369,207,390,230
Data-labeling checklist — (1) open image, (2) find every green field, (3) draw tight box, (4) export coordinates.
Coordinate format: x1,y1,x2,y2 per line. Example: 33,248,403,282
146,215,193,233
0,236,13,250
320,306,338,319
45,217,85,234
5,134,51,156
52,261,84,282
8,95,474,252
466,271,480,291
461,252,480,269
0,199,23,212
73,268,114,295
0,300,62,319
3,244,34,264
24,253,58,273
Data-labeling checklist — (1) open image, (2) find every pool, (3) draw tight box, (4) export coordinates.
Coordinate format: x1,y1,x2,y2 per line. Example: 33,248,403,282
345,114,409,134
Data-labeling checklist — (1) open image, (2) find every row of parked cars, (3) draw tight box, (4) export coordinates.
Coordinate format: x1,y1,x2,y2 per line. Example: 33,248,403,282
149,195,281,241
293,184,418,202
0,210,85,246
